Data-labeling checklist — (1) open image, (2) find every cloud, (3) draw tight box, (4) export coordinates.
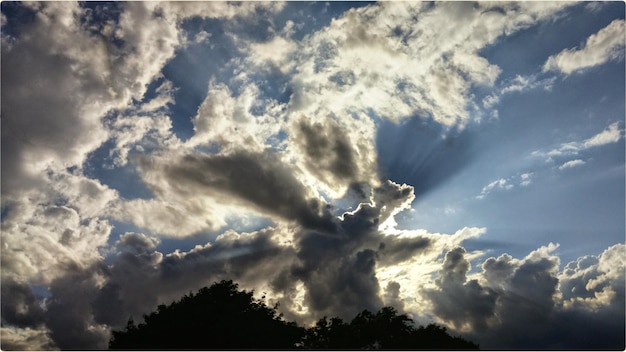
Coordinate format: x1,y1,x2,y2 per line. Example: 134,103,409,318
0,278,46,329
1,2,117,197
544,19,625,75
559,159,586,170
519,172,533,186
532,122,624,162
583,121,623,148
45,265,111,350
0,327,55,351
135,150,336,232
0,187,113,284
1,2,621,350
482,74,556,110
426,247,498,332
115,232,161,254
186,82,284,154
289,117,380,196
476,178,513,199
423,243,625,349
288,1,570,126
101,180,442,332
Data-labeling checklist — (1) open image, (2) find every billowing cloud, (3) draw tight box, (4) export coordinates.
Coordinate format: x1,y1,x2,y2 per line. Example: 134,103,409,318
544,19,625,75
423,244,625,349
1,2,117,197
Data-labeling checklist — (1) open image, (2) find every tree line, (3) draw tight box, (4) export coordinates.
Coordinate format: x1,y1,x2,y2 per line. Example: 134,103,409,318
109,280,479,350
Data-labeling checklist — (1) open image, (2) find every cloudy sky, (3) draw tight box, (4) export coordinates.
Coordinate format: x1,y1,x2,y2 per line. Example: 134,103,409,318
1,1,624,350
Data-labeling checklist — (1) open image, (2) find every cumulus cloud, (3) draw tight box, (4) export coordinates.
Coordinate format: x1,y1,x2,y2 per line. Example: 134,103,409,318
544,19,625,75
1,2,117,197
423,243,625,349
186,82,283,154
288,1,569,127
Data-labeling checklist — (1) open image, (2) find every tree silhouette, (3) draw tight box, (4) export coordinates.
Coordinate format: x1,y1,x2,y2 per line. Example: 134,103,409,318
109,280,479,350
300,306,478,350
109,280,303,350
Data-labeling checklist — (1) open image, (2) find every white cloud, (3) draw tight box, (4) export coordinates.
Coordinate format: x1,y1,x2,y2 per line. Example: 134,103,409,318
1,193,112,285
186,82,284,154
483,74,556,109
559,159,586,170
583,121,623,148
193,30,211,44
477,178,513,199
519,172,534,186
477,172,535,198
288,2,570,128
532,122,624,162
246,35,298,71
544,19,625,75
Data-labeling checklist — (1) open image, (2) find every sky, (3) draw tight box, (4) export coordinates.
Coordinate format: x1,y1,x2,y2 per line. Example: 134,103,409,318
1,1,624,350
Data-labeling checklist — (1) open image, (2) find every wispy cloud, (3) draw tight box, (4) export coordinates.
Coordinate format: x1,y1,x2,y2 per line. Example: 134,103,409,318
532,122,624,162
476,172,535,199
483,74,556,109
477,178,513,199
559,159,586,170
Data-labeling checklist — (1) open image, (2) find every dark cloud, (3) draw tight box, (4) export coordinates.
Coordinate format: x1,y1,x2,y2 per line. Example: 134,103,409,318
139,150,338,232
383,281,404,311
45,264,110,350
376,235,431,266
427,247,498,331
294,118,359,184
0,279,46,329
92,226,297,333
290,180,430,320
427,245,625,350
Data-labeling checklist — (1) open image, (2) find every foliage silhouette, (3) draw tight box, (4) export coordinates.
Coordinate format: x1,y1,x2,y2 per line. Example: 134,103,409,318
109,280,479,350
300,306,479,350
109,280,303,350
